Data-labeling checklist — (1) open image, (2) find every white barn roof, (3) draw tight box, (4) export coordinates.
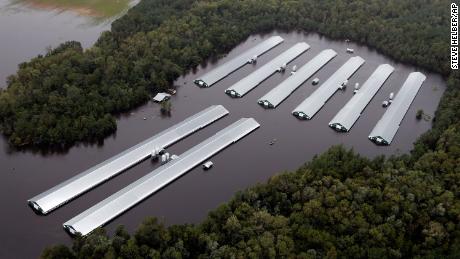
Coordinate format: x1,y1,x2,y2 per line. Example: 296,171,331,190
28,105,229,214
258,49,337,108
63,118,260,236
329,64,394,131
225,42,310,98
368,72,426,145
194,36,284,88
292,56,365,120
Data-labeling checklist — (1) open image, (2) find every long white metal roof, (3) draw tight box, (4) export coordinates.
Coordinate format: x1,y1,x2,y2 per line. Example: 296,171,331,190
368,72,426,145
28,105,229,214
257,49,337,108
194,36,284,88
63,118,260,236
329,64,394,132
225,42,310,98
292,56,365,120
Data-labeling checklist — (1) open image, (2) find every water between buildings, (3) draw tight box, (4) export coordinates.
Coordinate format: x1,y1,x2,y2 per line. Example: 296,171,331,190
0,28,446,258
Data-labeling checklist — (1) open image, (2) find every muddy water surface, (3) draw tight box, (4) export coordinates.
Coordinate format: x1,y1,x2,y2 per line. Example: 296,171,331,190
0,31,446,258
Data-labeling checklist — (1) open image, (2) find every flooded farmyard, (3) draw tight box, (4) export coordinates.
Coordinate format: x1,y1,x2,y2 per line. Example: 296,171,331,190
0,31,446,258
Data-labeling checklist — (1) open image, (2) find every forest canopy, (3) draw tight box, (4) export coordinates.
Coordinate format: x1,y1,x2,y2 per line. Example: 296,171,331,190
3,0,460,257
0,0,451,147
42,143,460,258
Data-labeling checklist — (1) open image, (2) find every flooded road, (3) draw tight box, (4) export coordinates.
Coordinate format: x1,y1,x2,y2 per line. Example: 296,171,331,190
0,31,446,258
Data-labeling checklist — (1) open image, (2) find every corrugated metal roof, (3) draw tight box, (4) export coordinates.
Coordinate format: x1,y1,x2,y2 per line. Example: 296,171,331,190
257,49,337,108
225,42,310,98
63,118,260,236
194,36,284,88
368,72,426,145
329,64,394,132
292,56,365,120
27,105,229,214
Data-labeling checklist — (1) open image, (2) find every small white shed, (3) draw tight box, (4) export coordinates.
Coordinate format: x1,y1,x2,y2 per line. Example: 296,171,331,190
153,93,171,102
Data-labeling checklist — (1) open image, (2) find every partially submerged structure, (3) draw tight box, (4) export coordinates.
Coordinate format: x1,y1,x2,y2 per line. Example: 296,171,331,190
194,36,284,88
312,78,320,85
329,64,394,132
63,118,260,236
27,105,229,214
257,49,337,108
368,72,426,145
202,161,213,170
225,42,310,98
153,93,171,102
292,56,365,120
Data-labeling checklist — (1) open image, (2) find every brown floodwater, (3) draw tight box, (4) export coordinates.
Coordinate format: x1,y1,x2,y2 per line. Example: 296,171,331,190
0,31,446,258
0,0,138,88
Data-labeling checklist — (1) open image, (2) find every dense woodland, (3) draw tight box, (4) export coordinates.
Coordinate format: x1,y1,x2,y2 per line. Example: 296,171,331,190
0,0,451,147
3,0,458,257
42,144,460,258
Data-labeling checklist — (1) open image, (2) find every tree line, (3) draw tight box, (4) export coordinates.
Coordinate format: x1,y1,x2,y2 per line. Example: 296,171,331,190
42,143,460,258
3,0,460,257
0,0,451,147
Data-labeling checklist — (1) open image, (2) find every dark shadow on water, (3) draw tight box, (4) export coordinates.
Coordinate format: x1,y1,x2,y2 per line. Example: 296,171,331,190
1,131,111,156
0,30,447,259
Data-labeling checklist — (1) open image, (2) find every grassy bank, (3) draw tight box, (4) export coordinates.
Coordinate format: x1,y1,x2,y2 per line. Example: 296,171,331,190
16,0,132,17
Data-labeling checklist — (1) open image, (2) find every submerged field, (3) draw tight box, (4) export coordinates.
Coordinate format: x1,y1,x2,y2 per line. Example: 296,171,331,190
0,0,458,257
0,31,446,258
16,0,132,17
